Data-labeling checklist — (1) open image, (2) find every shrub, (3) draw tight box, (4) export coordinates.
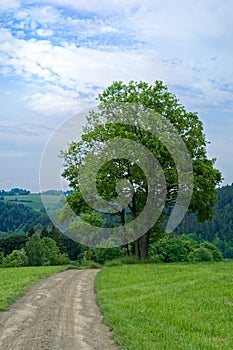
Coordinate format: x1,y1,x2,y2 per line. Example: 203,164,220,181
149,235,223,263
2,249,28,267
188,247,213,262
149,236,189,262
92,246,125,264
200,241,223,261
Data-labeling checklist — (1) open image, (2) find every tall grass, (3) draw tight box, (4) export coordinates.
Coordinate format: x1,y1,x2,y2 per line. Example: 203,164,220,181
95,261,233,350
0,265,68,310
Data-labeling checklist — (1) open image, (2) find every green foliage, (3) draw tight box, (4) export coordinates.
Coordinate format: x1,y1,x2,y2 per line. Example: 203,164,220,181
92,247,124,265
60,234,85,260
2,249,28,267
200,241,223,261
0,234,27,256
28,226,36,237
0,251,4,265
149,235,222,262
0,188,30,196
95,262,233,350
0,200,50,234
26,233,46,266
0,225,85,265
61,80,222,259
188,247,213,262
149,236,188,262
25,232,70,267
41,237,70,265
176,184,233,258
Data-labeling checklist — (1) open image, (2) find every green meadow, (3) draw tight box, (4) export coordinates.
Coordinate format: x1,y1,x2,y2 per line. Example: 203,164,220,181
95,261,233,350
2,193,63,211
0,265,68,310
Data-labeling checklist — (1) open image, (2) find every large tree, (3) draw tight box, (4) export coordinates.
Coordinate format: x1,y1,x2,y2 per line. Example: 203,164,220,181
60,80,222,259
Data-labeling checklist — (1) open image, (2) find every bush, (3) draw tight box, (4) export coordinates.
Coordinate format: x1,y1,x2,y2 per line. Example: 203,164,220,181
200,241,223,261
92,246,125,264
188,247,213,262
149,236,190,262
149,235,223,263
2,249,28,267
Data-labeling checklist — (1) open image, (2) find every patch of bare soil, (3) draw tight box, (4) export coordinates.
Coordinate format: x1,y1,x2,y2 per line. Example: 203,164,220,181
0,269,120,350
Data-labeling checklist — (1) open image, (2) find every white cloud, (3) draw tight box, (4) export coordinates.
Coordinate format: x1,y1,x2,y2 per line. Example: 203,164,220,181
25,92,82,116
36,29,54,37
39,0,141,15
14,5,62,25
1,0,232,119
0,0,19,12
0,0,232,190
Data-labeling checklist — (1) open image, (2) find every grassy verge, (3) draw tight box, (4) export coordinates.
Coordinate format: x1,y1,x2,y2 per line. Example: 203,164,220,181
95,261,233,350
0,265,70,310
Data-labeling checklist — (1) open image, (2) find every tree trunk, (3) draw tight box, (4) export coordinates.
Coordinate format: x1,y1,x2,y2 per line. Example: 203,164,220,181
140,232,150,259
124,244,130,256
134,239,140,259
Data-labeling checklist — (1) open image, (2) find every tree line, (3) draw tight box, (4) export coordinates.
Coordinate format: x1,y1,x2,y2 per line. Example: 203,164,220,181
0,224,223,268
0,184,232,260
0,226,83,267
0,188,30,196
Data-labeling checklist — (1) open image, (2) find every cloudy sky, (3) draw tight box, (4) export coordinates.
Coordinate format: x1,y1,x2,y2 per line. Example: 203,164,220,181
0,0,232,192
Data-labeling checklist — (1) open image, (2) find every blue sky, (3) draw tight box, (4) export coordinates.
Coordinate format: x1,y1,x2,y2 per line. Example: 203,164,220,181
0,0,232,192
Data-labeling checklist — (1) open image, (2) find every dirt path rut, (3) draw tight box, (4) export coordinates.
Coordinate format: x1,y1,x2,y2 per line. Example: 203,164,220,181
0,269,120,350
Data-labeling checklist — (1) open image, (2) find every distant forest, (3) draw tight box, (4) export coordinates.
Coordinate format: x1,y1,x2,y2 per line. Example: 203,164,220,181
0,185,233,258
175,183,233,258
0,188,30,196
0,201,50,236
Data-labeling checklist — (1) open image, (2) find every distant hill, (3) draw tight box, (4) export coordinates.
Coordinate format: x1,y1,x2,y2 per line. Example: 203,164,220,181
0,189,63,237
0,188,30,196
1,193,63,211
0,201,50,237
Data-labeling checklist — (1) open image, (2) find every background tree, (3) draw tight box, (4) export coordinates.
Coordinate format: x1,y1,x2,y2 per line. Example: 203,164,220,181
61,80,222,259
28,226,36,237
41,237,70,266
26,233,46,266
0,235,27,256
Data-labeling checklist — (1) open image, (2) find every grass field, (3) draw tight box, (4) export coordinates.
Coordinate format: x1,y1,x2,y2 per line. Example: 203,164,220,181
2,193,63,211
95,261,233,350
0,265,69,311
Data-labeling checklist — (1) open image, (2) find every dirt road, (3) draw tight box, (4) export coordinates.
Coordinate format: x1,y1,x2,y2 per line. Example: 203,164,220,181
0,269,120,350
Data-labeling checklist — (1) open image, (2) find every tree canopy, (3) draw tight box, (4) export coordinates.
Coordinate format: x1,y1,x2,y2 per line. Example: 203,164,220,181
60,80,222,259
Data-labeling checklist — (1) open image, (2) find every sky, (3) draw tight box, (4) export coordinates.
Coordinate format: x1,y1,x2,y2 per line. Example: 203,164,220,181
0,0,232,192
